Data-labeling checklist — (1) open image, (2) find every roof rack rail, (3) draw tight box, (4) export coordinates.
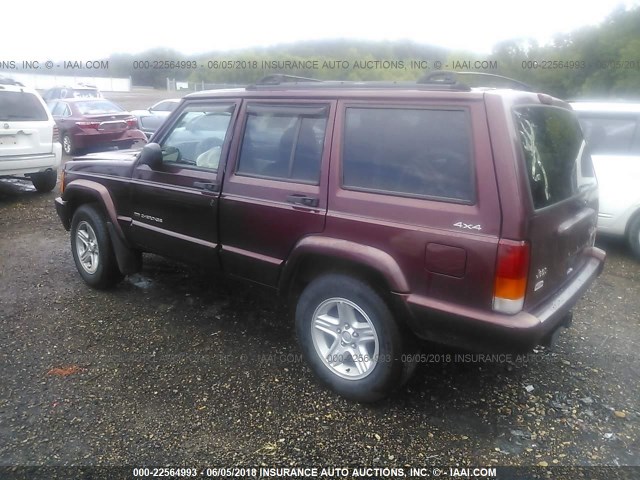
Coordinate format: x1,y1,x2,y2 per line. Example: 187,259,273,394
252,74,323,86
246,72,471,91
421,71,532,91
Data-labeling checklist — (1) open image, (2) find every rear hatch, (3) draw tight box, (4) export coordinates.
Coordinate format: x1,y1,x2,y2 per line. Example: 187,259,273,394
513,105,599,309
0,89,53,157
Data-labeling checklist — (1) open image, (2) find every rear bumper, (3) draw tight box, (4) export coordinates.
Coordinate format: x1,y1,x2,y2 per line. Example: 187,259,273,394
0,148,62,176
400,247,606,352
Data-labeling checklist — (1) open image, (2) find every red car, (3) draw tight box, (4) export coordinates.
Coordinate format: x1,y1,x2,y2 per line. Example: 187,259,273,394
48,98,147,155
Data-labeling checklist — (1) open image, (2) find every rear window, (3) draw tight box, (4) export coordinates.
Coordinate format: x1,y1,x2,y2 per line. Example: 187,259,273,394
576,114,640,155
0,91,48,121
342,107,474,202
76,100,123,115
514,106,595,210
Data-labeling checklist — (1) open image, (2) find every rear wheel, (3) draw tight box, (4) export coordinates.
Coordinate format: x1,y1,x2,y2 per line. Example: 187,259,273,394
628,214,640,259
30,169,57,193
62,133,75,155
70,204,123,289
295,274,412,402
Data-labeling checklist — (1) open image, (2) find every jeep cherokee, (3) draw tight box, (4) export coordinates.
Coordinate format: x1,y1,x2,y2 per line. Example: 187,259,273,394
55,72,605,401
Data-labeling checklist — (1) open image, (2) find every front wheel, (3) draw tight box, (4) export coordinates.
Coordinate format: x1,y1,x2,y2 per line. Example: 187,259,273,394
628,214,640,259
70,204,123,289
295,274,410,402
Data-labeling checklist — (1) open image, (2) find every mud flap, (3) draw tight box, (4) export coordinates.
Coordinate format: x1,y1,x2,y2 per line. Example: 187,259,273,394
543,312,573,349
106,222,142,275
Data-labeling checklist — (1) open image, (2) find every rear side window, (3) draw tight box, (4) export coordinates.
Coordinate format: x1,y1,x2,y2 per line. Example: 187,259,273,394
237,104,328,184
0,91,48,121
577,115,640,155
515,106,595,210
342,107,474,202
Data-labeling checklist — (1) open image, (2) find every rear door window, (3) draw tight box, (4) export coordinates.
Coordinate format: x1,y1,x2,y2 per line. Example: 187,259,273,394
236,104,328,184
514,106,595,210
341,107,474,202
0,91,48,121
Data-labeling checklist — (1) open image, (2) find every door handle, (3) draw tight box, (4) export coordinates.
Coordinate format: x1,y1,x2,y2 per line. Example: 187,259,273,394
286,194,319,208
193,181,219,193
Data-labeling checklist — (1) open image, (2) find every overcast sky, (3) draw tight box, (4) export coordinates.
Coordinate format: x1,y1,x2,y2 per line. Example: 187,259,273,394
2,0,638,60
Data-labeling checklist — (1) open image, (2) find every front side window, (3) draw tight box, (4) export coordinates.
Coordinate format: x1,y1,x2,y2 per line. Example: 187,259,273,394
236,104,328,184
161,104,235,171
342,107,474,202
515,106,595,210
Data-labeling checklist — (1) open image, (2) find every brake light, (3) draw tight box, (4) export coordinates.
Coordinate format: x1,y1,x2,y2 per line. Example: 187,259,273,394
52,125,59,143
493,239,530,314
60,169,65,194
125,117,138,129
76,121,100,130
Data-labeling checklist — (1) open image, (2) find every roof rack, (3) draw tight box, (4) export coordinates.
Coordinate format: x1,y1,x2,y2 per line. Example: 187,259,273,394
246,70,532,92
431,71,533,91
246,71,471,91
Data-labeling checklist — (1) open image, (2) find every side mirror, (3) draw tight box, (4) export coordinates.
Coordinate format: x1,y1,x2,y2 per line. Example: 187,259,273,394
137,143,163,170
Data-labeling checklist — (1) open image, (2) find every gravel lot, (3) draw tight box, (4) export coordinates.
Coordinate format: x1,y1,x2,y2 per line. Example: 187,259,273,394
0,90,638,476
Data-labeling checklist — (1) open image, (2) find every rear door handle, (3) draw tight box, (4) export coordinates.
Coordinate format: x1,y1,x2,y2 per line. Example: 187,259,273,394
193,181,220,193
286,194,319,208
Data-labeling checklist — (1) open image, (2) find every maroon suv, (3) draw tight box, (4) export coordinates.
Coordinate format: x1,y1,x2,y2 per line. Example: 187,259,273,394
55,73,605,401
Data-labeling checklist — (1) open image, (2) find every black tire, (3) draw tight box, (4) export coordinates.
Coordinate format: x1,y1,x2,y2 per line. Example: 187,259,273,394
70,204,123,289
61,133,75,155
628,214,640,259
30,169,57,193
295,274,411,402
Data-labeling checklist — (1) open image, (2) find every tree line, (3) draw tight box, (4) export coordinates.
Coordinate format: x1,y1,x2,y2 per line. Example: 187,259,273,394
30,5,640,100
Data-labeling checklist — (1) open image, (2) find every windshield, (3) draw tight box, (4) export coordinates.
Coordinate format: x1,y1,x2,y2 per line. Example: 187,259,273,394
76,100,123,115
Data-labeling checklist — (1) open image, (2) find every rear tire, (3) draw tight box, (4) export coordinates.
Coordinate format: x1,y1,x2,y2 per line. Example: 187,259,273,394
31,169,57,193
62,133,75,155
70,204,123,289
628,214,640,259
295,274,412,402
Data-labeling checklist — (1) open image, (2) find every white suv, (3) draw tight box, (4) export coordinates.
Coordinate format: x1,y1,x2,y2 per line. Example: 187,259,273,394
572,102,640,258
0,78,62,192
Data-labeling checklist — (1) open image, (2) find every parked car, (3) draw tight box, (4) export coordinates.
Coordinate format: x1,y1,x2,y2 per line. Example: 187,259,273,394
0,77,62,192
571,102,640,258
130,99,181,138
55,73,605,401
42,84,101,102
47,98,147,155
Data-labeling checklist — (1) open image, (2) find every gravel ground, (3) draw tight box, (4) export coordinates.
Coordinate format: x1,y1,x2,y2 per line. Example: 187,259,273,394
0,90,638,476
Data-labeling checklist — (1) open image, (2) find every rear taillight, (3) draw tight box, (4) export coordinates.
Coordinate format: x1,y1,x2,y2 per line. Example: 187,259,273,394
76,121,100,130
52,125,59,143
60,169,65,194
125,117,138,129
493,239,530,314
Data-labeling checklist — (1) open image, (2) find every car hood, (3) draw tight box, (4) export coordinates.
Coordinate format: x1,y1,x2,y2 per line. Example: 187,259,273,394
65,149,140,177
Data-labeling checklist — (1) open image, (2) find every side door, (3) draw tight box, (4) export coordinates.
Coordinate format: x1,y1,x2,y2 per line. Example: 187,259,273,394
219,100,336,286
128,100,239,267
